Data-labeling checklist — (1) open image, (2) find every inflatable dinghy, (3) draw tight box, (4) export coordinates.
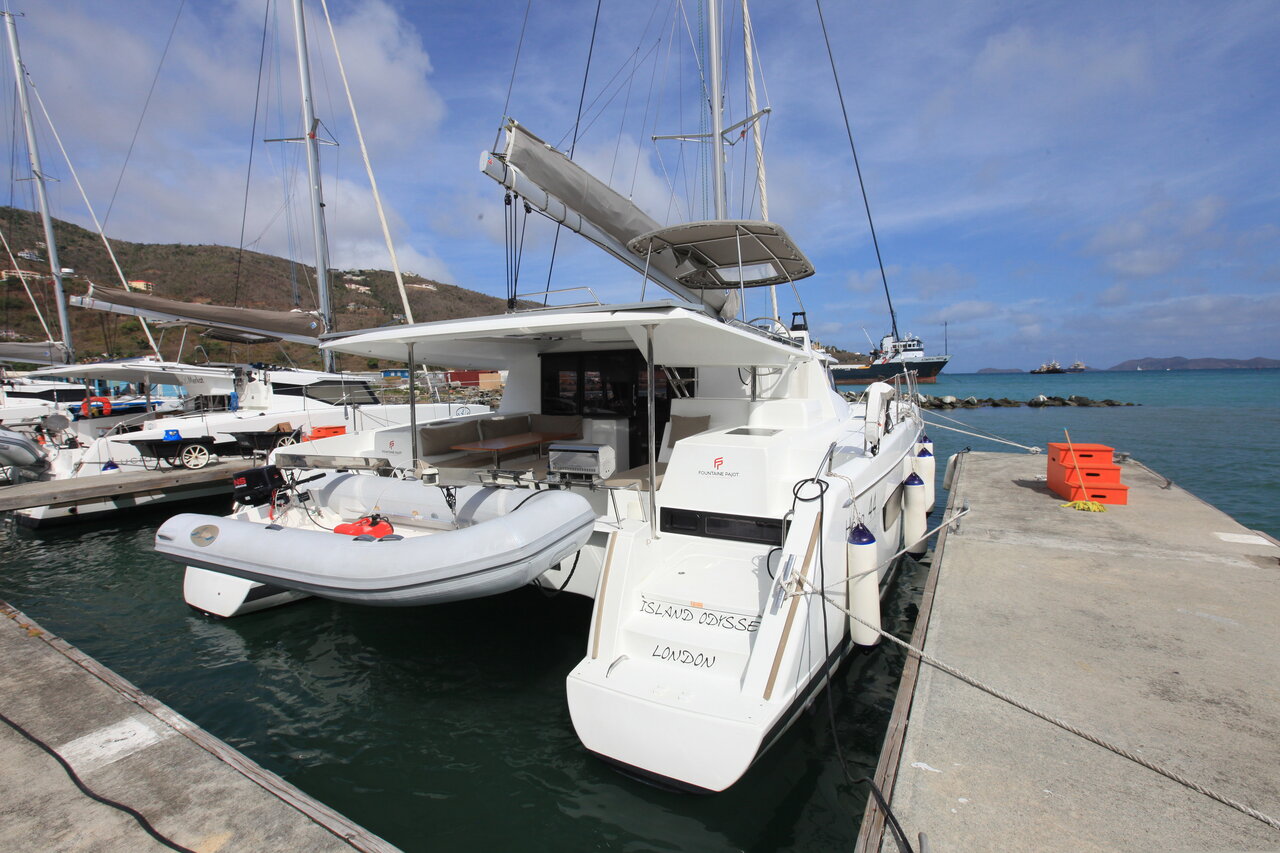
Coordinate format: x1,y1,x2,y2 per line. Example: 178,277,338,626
156,474,595,611
0,427,47,474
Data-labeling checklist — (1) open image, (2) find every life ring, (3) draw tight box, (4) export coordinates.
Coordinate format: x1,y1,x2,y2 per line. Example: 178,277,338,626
80,396,112,417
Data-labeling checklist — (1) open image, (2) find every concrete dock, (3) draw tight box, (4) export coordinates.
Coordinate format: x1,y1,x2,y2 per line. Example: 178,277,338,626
0,601,398,852
858,451,1280,852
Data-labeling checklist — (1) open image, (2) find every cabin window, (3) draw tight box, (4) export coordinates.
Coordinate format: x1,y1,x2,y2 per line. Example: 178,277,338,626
275,380,380,406
540,350,693,464
660,507,788,545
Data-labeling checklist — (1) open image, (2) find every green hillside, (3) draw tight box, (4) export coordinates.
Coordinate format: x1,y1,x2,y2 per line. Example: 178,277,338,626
0,206,511,372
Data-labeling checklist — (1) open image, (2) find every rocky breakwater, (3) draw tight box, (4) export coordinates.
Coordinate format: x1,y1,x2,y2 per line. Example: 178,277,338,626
842,392,1137,410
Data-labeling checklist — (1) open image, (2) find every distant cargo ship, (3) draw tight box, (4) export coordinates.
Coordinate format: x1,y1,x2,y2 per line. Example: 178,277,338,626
830,333,950,385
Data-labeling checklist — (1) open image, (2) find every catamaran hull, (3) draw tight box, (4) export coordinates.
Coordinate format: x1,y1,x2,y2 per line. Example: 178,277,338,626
156,487,596,611
570,636,856,793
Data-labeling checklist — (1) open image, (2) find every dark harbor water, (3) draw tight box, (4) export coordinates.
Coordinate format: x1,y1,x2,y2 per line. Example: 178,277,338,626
1,368,1276,851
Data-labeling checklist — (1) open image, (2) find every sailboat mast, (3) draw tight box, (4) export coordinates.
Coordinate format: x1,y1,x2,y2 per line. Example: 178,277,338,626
740,0,777,320
290,0,335,372
4,12,73,363
707,0,726,219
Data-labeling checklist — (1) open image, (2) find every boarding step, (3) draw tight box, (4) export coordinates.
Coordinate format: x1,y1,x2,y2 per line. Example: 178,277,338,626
1047,459,1123,487
1046,441,1114,466
1051,481,1130,506
620,603,760,669
592,647,756,715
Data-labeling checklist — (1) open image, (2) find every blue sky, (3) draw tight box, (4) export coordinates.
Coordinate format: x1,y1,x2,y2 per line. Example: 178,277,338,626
5,0,1277,371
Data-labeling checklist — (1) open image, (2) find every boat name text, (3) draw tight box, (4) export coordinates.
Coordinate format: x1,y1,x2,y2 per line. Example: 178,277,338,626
651,644,716,669
639,596,760,632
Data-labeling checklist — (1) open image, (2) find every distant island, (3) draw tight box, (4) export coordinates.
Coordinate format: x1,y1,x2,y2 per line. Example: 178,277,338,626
1107,356,1280,371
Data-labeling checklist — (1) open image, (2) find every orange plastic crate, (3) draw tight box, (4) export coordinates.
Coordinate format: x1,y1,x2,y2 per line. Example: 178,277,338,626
1047,459,1123,488
307,425,347,440
1049,480,1129,505
1047,442,1114,466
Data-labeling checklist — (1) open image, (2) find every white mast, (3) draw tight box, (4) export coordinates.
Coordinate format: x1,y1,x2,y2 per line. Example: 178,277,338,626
707,0,726,219
4,12,73,362
290,0,335,372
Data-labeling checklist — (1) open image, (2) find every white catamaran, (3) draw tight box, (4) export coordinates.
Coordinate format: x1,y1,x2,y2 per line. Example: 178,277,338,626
155,0,935,792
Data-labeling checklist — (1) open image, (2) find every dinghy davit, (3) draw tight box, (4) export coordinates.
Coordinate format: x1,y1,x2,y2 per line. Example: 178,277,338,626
155,473,595,614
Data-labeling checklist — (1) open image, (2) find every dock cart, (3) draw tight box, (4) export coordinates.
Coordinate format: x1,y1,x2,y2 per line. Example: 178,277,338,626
124,433,219,470
228,428,302,458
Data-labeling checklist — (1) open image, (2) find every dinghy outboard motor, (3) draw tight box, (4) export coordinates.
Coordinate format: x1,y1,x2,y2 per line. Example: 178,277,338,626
232,465,286,507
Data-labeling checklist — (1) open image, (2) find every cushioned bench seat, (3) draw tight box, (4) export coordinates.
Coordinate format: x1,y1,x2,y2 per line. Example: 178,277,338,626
418,412,583,469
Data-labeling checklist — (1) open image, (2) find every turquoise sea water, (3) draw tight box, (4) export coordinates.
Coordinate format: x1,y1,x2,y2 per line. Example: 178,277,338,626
925,369,1280,539
0,368,1275,851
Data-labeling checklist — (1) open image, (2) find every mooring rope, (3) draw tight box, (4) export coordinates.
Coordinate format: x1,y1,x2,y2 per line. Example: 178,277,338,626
798,579,1280,832
922,412,1042,454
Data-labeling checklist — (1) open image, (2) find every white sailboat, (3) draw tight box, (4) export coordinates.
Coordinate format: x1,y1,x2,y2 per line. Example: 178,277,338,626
8,0,482,525
156,0,931,792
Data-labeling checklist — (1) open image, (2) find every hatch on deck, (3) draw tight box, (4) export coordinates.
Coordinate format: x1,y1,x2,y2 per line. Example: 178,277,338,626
626,220,815,289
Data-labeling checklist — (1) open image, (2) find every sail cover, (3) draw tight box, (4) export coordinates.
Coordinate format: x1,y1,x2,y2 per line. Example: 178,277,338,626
505,123,665,254
487,122,732,316
71,285,325,345
0,341,71,365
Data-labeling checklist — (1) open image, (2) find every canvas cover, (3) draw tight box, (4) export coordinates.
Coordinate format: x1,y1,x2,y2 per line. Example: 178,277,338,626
71,285,325,345
493,122,731,315
0,341,71,365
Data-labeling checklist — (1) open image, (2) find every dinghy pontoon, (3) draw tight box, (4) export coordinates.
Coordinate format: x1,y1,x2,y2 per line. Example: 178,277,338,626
156,472,595,615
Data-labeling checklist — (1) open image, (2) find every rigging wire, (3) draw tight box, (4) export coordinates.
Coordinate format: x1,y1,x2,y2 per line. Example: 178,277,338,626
570,39,664,154
0,224,53,340
542,0,603,302
234,0,273,309
28,82,163,357
318,0,414,324
630,3,671,199
103,0,186,230
494,0,532,152
814,0,899,339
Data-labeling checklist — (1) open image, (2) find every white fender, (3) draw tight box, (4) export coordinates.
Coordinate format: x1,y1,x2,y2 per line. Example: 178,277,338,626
863,382,895,447
914,448,936,513
846,523,880,645
942,453,959,491
902,472,928,557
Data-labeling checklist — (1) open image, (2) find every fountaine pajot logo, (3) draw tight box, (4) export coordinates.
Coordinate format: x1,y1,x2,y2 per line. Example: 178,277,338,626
699,455,739,478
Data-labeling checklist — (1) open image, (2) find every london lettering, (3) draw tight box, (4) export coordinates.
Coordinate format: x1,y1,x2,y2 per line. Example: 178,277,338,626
650,644,716,669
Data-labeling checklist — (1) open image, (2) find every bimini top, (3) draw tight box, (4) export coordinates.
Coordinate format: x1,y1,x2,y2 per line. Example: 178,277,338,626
324,302,809,370
626,220,815,289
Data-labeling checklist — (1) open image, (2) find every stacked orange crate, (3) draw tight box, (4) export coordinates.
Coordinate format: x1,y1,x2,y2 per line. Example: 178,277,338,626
1045,442,1129,505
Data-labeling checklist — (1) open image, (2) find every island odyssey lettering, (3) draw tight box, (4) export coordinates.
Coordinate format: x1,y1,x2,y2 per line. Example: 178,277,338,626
639,597,761,632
